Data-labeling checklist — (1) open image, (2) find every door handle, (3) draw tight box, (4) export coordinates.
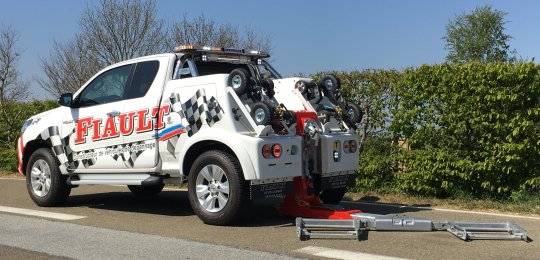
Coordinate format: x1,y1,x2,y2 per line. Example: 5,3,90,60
107,111,121,117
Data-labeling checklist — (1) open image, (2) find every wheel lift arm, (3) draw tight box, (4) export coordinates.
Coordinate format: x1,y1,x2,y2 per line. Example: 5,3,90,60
296,213,530,242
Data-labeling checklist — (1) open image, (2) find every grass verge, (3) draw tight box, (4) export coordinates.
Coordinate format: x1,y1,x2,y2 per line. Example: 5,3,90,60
0,171,23,179
346,190,540,216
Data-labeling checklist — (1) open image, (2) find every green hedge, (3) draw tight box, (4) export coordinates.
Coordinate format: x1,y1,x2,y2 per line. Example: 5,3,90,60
324,62,540,198
0,149,18,172
0,100,58,171
394,62,540,197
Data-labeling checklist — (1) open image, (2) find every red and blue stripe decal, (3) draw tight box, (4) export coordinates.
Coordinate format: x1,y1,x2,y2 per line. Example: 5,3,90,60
156,124,186,141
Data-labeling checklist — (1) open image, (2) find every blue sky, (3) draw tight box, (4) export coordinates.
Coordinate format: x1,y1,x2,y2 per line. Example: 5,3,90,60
1,0,540,99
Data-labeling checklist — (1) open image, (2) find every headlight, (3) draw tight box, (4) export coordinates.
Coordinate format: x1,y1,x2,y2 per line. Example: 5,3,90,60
20,119,33,133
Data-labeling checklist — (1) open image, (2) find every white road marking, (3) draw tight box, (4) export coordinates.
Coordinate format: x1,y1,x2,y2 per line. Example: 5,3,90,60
0,177,24,181
296,246,408,260
348,201,540,220
0,206,86,221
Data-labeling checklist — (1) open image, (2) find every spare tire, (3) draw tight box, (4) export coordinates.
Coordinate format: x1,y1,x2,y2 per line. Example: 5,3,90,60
251,102,274,125
319,74,341,93
295,80,309,95
261,78,275,98
315,104,331,124
228,68,251,95
345,104,362,124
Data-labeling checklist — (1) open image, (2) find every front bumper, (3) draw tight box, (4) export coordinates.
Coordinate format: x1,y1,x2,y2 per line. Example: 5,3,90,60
16,136,24,174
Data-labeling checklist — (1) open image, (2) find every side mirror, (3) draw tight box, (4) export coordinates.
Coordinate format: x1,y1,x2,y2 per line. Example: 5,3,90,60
58,93,73,107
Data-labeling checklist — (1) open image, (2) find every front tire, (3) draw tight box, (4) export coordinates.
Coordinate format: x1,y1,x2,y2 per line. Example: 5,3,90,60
26,148,71,207
188,150,249,225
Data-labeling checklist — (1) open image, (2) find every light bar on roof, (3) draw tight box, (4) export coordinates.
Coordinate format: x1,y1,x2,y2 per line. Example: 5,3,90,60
173,45,269,58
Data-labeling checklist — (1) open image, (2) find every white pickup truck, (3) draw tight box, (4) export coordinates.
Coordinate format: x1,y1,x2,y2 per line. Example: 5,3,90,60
17,45,362,225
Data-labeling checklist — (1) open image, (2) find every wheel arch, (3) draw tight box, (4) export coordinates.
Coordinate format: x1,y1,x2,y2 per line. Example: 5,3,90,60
21,139,50,176
181,139,256,180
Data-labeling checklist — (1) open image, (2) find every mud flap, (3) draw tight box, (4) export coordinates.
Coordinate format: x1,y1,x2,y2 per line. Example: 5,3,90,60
250,181,294,199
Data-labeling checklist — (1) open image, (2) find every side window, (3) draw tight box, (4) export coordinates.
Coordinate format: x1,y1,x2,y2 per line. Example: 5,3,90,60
178,60,192,79
125,60,160,99
76,64,132,107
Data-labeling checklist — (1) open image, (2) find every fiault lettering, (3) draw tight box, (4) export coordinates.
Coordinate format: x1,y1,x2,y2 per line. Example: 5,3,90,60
74,105,170,144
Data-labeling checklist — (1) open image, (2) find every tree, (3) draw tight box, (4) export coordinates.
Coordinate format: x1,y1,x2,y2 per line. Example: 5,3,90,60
443,5,514,63
168,14,272,52
39,0,167,96
39,0,273,97
81,0,166,65
0,25,28,103
0,25,30,154
38,36,99,95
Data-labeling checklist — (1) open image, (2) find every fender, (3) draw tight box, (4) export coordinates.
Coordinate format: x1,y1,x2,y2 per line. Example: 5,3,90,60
176,127,258,180
20,107,71,174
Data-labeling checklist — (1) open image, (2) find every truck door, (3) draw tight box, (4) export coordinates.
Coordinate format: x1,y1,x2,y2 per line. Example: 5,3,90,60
62,63,133,170
122,57,171,168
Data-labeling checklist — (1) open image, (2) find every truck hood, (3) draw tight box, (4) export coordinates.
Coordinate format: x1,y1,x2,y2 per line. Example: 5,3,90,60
28,107,58,121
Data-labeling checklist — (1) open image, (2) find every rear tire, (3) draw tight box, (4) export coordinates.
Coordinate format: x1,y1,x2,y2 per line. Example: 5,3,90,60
188,150,249,225
128,184,164,197
26,148,71,207
319,188,347,205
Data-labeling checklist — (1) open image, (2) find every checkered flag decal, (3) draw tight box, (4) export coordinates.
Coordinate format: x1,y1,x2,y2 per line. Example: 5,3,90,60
165,89,224,156
61,128,79,171
167,136,178,158
206,96,224,126
167,93,183,157
38,126,71,173
110,141,145,168
181,89,208,136
80,149,96,168
170,92,183,118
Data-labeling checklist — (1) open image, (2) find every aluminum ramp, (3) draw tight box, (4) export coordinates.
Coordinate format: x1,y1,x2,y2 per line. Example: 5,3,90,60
296,213,530,242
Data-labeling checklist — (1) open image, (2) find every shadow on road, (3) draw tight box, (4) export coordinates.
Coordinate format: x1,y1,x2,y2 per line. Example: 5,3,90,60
341,200,432,215
64,190,433,227
65,190,294,227
65,190,195,217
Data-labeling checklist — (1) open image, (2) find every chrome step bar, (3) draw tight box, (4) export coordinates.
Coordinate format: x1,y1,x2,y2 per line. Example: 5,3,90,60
67,174,162,186
296,213,530,242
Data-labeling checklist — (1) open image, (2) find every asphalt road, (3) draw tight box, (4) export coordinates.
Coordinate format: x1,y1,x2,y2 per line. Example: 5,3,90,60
0,177,538,259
